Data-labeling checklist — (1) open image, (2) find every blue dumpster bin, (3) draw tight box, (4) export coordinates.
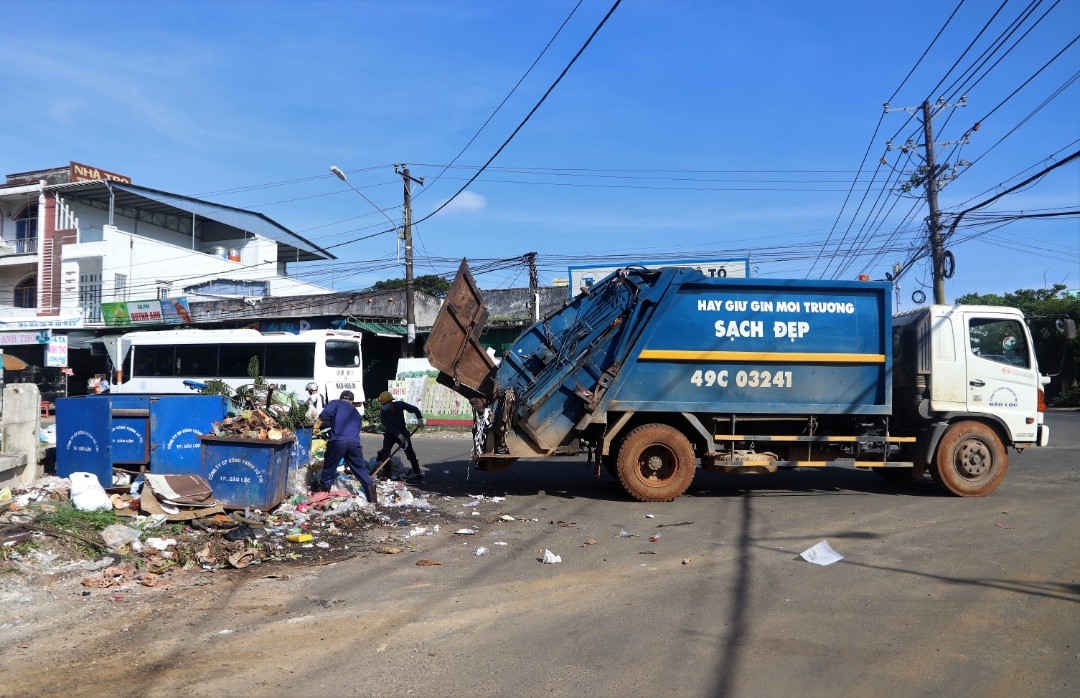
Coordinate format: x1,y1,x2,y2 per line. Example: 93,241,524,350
108,394,151,465
198,436,294,510
150,395,228,471
55,396,113,487
290,428,313,472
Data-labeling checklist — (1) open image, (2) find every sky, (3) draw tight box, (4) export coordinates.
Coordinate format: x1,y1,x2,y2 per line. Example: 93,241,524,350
2,0,1077,306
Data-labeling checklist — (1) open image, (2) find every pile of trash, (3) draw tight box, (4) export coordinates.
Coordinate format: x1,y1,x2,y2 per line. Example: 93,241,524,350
209,408,294,441
0,465,442,593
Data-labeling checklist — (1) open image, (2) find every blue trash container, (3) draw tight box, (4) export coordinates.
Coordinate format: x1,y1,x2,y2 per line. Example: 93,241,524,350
108,394,151,465
198,435,294,510
290,428,313,472
55,396,112,487
150,395,228,471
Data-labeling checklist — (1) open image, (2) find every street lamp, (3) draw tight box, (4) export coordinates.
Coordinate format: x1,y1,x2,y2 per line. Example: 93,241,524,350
329,165,398,229
330,164,418,356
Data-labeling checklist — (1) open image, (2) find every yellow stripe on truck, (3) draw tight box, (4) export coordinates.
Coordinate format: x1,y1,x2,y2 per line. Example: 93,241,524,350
638,349,886,363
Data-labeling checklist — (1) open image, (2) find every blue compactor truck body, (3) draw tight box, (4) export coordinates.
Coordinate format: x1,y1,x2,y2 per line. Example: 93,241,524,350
427,261,1057,502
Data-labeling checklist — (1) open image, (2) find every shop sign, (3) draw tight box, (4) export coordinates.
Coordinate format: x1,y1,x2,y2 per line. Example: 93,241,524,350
46,335,68,367
102,298,191,326
0,331,51,346
69,161,132,185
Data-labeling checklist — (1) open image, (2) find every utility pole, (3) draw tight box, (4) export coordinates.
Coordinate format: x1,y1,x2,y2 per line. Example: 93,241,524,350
526,252,539,323
394,163,424,356
921,100,947,305
885,97,970,303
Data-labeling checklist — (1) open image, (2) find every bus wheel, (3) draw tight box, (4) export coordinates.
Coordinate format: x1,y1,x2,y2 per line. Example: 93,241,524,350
934,421,1008,497
616,424,696,502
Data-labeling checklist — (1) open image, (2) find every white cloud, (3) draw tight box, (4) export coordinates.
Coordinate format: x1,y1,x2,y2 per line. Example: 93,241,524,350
438,190,487,214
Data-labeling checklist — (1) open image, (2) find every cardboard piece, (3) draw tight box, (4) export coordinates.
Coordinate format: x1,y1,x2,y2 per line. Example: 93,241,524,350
145,474,215,506
140,486,225,522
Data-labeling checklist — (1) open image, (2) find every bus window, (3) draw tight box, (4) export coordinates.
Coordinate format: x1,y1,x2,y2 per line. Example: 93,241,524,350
326,340,361,367
134,346,176,377
220,343,264,377
177,344,218,376
265,343,316,378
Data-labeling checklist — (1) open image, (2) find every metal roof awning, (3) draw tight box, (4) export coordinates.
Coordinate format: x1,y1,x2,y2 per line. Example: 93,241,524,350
349,321,407,337
50,180,334,262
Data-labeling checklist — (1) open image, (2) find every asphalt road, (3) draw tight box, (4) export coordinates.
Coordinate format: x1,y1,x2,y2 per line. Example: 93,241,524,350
5,412,1078,697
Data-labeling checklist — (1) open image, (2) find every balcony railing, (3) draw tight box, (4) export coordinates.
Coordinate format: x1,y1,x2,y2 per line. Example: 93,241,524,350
3,237,38,255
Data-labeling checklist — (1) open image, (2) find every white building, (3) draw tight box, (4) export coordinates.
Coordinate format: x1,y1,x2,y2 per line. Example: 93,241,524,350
0,163,334,397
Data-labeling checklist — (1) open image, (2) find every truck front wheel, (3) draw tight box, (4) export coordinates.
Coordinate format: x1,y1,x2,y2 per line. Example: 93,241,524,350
616,424,696,502
934,421,1008,496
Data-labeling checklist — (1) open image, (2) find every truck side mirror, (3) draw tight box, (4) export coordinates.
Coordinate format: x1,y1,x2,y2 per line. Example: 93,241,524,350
1056,318,1077,340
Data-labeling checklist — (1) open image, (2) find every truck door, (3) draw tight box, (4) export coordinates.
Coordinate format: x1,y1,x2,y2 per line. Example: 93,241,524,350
963,313,1038,442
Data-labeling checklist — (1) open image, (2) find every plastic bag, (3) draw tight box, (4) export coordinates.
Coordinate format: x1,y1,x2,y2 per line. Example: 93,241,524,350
100,523,142,550
69,472,112,512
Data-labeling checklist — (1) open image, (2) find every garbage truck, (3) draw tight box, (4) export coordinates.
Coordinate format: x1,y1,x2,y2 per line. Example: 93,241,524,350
427,261,1072,502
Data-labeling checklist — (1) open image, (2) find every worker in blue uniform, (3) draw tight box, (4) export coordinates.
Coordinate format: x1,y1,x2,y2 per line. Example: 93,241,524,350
316,390,375,503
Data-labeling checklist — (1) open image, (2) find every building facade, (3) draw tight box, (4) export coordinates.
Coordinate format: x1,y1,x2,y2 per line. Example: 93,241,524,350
0,163,335,399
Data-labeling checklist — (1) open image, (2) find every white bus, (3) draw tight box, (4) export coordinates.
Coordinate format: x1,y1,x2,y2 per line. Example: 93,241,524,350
110,328,365,403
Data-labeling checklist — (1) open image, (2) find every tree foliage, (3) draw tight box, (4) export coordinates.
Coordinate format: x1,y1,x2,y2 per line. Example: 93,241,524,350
373,275,450,298
957,284,1079,404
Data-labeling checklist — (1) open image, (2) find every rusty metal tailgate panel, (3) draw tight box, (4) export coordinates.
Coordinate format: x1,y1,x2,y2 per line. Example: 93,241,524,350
425,259,496,400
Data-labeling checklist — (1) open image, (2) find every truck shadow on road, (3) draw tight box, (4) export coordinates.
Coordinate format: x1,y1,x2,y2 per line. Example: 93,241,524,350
415,455,947,502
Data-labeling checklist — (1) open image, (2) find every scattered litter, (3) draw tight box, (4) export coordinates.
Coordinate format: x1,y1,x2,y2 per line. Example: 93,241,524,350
100,524,142,550
416,559,441,567
316,541,330,549
471,511,480,516
453,529,477,535
405,527,429,539
800,540,844,566
286,533,313,543
644,513,655,519
227,551,257,569
493,541,508,547
463,501,481,508
994,522,1013,530
145,537,177,551
69,472,111,512
657,521,694,528
538,549,562,564
225,524,257,542
583,538,598,546
498,514,516,522
681,558,693,565
474,546,489,557
376,546,403,554
639,551,656,555
618,529,636,538
649,534,661,543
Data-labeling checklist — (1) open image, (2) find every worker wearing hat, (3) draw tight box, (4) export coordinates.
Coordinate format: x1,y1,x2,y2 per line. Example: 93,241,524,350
377,390,425,482
316,389,375,502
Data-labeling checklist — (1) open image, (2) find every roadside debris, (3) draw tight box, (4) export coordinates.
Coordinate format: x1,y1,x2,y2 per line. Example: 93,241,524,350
799,540,844,566
416,559,441,567
0,464,455,592
538,549,562,564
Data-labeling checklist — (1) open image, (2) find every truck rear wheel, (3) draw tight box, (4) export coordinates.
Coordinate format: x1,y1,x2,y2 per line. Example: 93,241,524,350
934,421,1008,497
616,424,696,502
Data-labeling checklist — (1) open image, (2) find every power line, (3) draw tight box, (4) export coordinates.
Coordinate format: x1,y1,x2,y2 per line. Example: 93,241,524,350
411,0,624,227
418,1,584,197
808,0,967,278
